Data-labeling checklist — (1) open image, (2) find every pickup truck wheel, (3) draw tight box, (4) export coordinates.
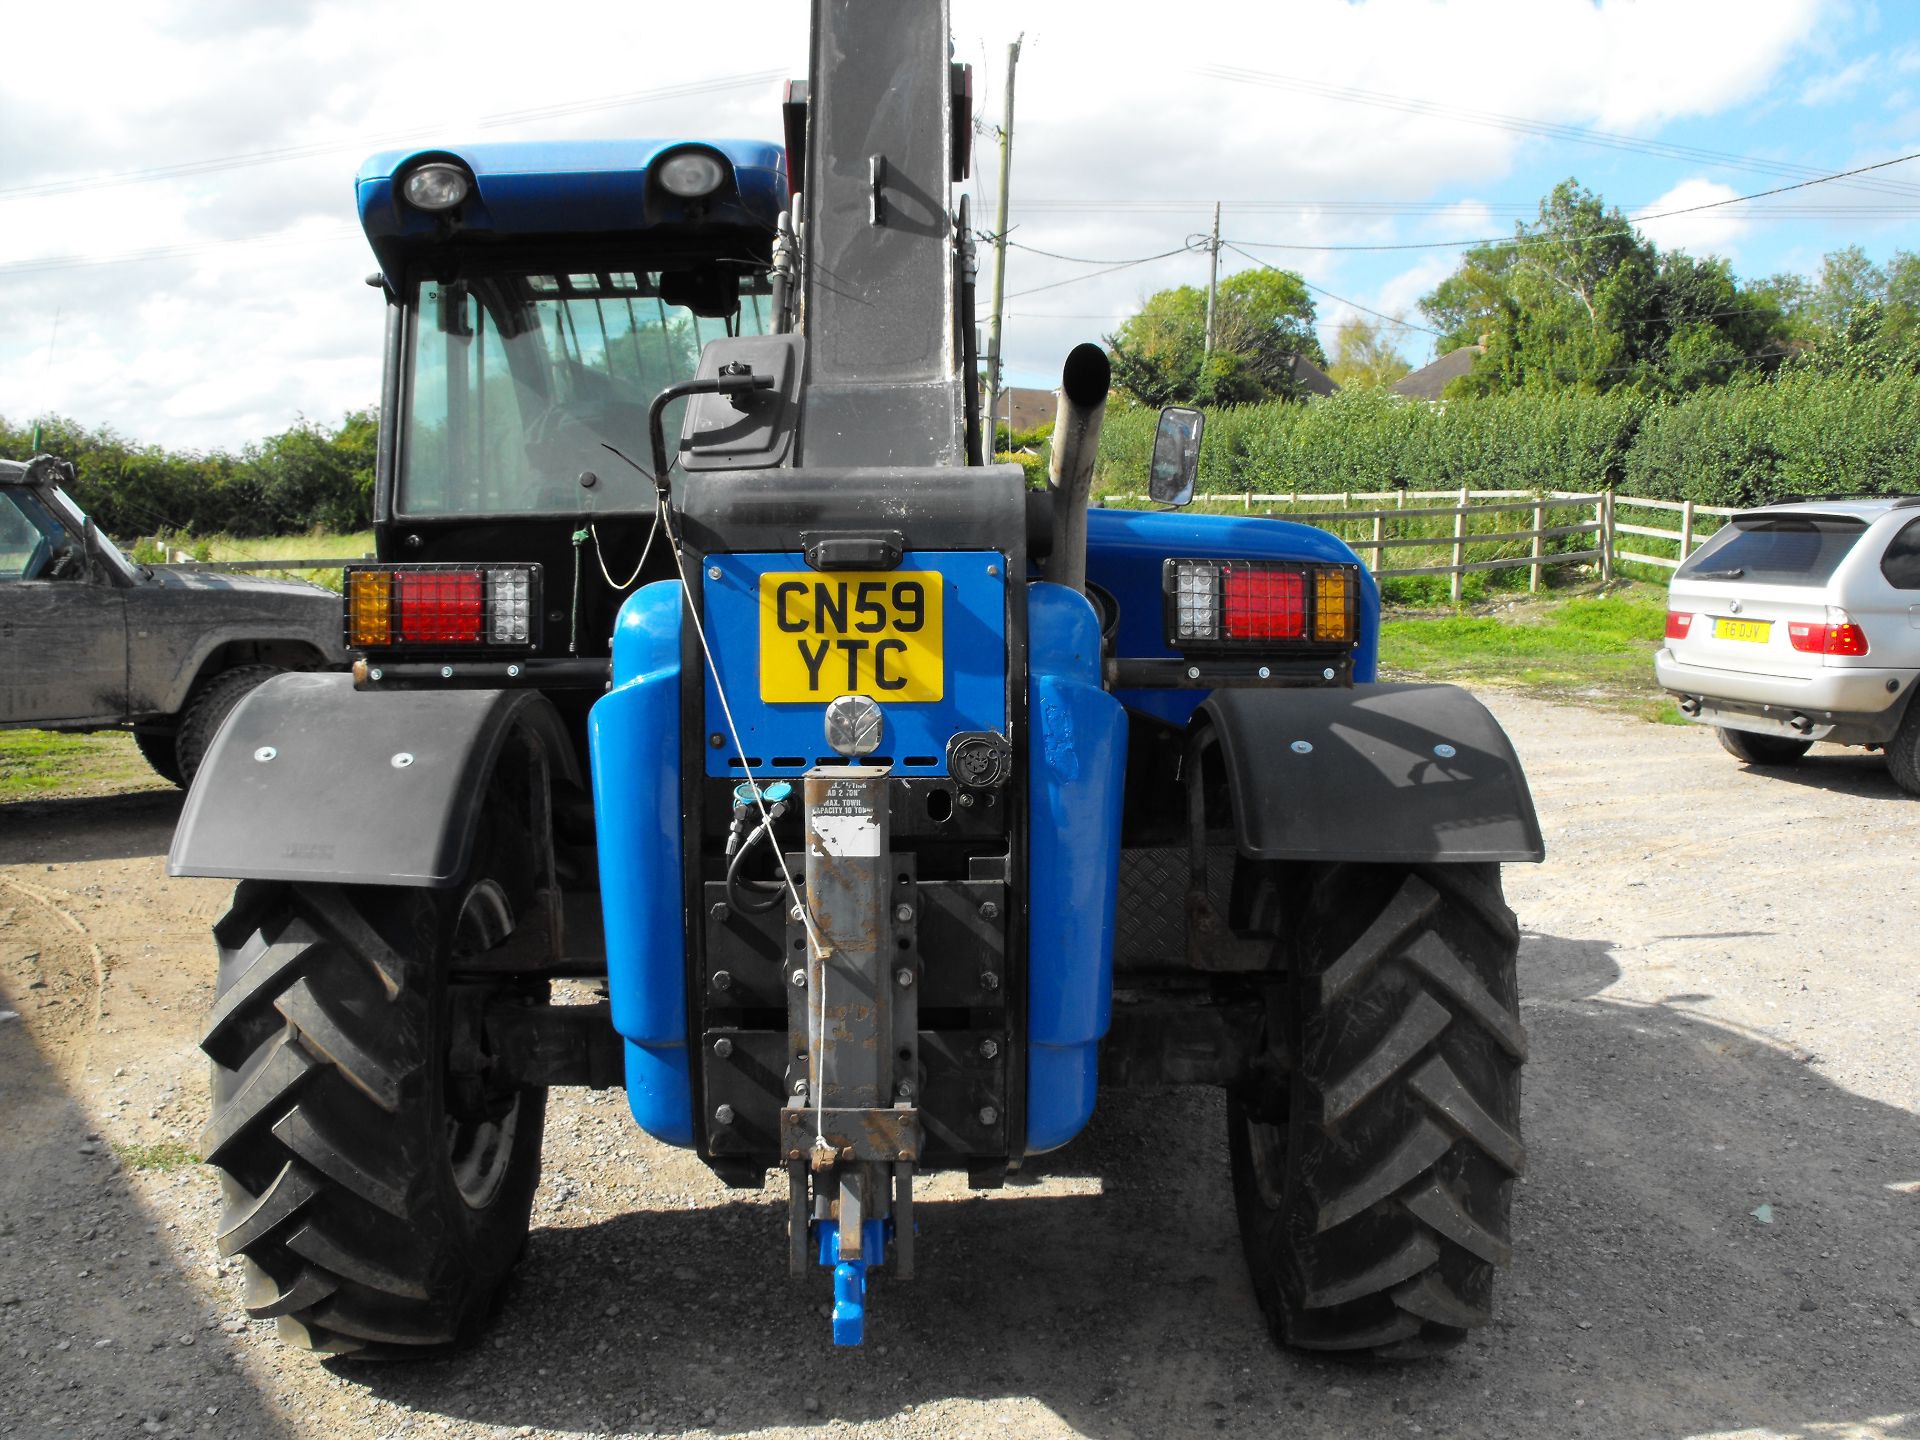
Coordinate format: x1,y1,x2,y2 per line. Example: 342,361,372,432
177,665,283,787
132,727,184,787
1715,727,1812,766
199,871,547,1356
1229,862,1525,1360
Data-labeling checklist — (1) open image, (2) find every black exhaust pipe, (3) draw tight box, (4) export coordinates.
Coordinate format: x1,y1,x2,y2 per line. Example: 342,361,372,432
1046,342,1111,595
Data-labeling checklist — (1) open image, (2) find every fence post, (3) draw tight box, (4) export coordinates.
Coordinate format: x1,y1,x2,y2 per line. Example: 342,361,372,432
1450,485,1467,604
1680,498,1694,560
1243,491,1251,511
1530,497,1545,595
1370,513,1383,573
1598,489,1614,583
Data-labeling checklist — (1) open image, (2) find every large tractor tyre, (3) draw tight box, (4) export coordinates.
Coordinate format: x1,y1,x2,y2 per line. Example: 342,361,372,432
1715,726,1812,767
1229,862,1526,1361
177,664,284,787
132,726,184,786
199,869,547,1356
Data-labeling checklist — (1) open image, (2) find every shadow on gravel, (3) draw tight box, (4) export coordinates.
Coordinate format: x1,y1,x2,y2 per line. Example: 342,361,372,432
1732,748,1911,802
0,980,292,1440
0,788,183,865
328,926,1920,1440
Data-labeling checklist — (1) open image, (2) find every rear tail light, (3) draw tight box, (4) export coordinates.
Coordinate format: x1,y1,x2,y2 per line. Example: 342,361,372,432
1665,610,1693,639
344,564,542,650
1165,559,1359,649
1787,617,1870,656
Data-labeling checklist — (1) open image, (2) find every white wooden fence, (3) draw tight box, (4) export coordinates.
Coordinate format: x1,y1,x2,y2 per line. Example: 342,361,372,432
1097,487,1738,600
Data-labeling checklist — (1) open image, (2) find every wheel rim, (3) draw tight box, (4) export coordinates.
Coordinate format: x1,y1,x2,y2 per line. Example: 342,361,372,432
445,879,522,1211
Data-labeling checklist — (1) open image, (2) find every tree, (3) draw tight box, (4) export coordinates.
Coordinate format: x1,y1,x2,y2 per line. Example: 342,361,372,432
1418,178,1791,397
1327,316,1411,389
1107,267,1323,406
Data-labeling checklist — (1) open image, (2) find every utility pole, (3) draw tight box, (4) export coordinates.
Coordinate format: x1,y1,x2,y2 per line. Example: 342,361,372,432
984,33,1021,451
1202,201,1222,357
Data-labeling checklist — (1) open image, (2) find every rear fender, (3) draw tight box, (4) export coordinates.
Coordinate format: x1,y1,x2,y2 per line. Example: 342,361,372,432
167,671,580,885
1199,683,1544,864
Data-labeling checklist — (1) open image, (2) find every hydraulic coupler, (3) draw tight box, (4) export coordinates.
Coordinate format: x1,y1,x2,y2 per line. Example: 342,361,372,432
784,764,918,1345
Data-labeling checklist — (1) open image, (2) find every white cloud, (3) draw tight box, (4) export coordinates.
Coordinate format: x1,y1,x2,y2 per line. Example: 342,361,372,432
1632,178,1751,260
1800,57,1877,106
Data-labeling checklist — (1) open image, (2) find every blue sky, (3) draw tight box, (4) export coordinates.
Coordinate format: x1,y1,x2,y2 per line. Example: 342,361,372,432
0,0,1915,450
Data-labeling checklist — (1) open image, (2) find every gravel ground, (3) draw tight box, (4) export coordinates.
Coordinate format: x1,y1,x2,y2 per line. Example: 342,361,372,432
1,692,1916,1440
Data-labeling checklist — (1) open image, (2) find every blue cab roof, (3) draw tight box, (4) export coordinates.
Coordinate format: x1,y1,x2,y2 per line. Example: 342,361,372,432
356,138,787,286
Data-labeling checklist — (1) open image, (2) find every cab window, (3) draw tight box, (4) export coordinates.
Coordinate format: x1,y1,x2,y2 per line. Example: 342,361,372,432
0,492,50,580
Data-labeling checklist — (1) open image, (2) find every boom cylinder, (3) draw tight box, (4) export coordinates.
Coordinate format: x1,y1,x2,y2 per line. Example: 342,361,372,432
1046,343,1112,595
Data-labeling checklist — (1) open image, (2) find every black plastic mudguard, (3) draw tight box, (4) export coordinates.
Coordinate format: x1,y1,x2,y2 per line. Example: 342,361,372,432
1199,683,1545,864
167,671,578,887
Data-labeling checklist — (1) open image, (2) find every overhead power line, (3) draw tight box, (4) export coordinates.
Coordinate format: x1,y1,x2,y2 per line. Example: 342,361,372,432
0,70,785,204
1196,63,1920,201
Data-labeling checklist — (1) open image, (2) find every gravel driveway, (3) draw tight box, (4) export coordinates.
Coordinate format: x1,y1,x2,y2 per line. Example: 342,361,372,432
2,693,1916,1440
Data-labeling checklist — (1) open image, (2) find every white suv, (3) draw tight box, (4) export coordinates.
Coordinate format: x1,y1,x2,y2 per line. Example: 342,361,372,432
1655,497,1920,793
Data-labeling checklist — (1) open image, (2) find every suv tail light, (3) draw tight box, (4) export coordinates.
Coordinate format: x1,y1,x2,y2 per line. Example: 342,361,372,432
1787,619,1870,656
1165,559,1359,649
345,564,541,650
1665,610,1693,639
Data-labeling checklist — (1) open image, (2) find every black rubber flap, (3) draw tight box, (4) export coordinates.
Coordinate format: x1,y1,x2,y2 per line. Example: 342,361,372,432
1201,683,1545,863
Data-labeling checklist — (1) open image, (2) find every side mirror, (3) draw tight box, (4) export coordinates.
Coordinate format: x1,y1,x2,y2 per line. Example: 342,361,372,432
1148,406,1204,507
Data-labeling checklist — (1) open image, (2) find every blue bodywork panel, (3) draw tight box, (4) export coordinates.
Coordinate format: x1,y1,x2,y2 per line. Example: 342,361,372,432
589,581,693,1146
1025,583,1127,1154
356,138,788,286
700,552,1008,778
1081,507,1381,727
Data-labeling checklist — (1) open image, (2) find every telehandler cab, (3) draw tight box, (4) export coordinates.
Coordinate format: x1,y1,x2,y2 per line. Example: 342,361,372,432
171,0,1541,1358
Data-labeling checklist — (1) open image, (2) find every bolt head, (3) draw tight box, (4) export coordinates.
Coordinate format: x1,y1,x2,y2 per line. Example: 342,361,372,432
978,1038,999,1060
709,732,725,749
391,751,415,768
507,663,521,678
710,901,729,920
893,903,914,925
986,563,1000,577
712,969,733,991
1258,666,1271,680
1322,667,1335,680
707,565,723,580
792,1078,808,1095
980,971,1000,991
713,1104,735,1125
1186,666,1200,680
789,905,805,923
440,666,454,679
896,1081,915,1099
368,667,383,681
790,968,808,988
979,900,1000,920
895,967,915,988
712,1037,734,1059
978,1105,999,1126
252,746,277,763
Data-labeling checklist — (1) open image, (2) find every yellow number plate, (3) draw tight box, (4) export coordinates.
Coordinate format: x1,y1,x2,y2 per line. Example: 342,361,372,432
759,571,944,702
1712,617,1771,644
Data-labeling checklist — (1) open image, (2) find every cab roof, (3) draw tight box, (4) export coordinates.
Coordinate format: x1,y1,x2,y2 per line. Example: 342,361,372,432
356,138,787,287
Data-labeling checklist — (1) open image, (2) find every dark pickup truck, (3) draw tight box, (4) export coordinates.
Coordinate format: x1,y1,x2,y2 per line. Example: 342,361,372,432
1,454,347,786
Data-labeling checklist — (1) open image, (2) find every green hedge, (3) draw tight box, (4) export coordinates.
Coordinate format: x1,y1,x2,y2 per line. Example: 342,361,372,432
1095,371,1920,507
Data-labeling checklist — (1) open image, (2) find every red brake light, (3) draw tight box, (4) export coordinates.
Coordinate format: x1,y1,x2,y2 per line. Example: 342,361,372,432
1825,622,1868,655
1786,621,1869,656
1665,611,1693,639
1222,567,1305,640
396,570,484,643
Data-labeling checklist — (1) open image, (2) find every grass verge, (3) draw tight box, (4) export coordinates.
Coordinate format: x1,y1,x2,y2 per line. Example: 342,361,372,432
113,1141,199,1172
1378,577,1683,723
0,730,168,804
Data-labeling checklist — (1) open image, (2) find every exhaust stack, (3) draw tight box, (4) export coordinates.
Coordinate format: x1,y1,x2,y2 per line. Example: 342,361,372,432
1046,343,1111,595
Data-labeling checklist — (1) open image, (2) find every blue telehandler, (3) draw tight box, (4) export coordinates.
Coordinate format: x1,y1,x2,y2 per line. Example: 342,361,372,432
170,0,1542,1360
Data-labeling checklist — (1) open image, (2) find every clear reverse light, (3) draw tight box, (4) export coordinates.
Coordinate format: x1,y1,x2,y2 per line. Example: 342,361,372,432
403,163,470,211
657,151,727,198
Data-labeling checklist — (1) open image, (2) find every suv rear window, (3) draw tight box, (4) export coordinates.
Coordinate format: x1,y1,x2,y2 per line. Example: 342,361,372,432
1676,514,1868,585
